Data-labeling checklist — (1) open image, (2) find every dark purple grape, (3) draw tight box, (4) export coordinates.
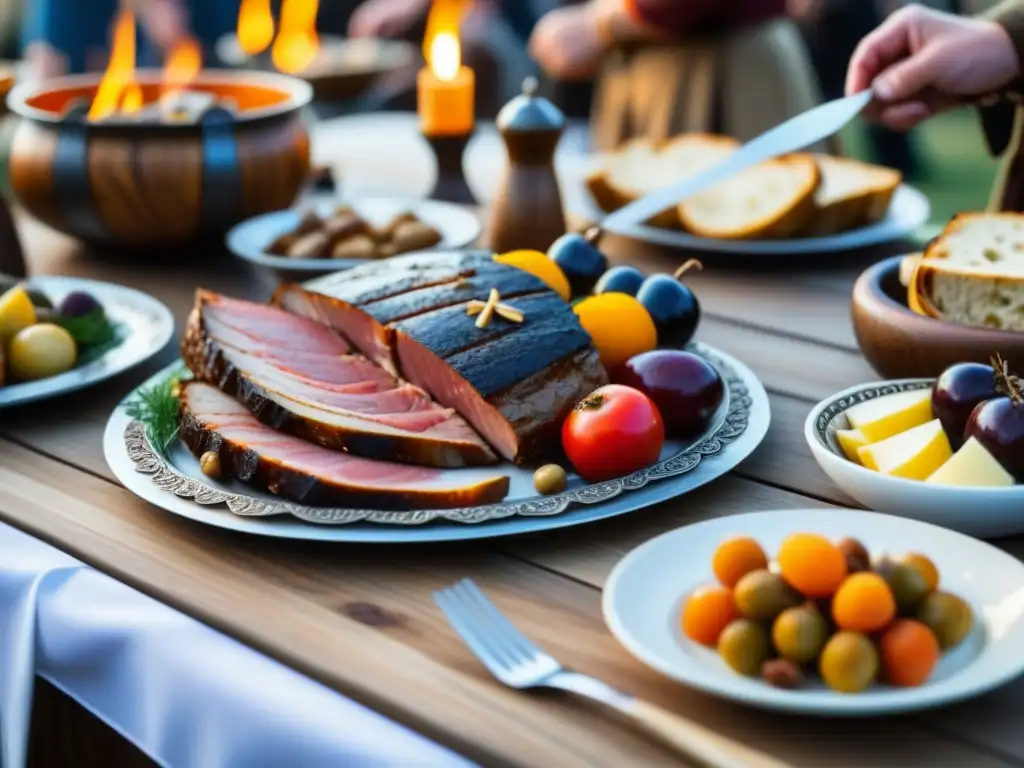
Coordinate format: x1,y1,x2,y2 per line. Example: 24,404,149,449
635,275,701,348
932,362,999,449
57,290,102,318
613,350,723,438
965,397,1024,481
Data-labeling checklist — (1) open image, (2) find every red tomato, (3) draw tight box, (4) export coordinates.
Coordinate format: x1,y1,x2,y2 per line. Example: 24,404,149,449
562,384,665,482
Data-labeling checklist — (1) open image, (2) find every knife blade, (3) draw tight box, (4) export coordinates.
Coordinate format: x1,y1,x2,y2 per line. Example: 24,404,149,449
600,89,874,232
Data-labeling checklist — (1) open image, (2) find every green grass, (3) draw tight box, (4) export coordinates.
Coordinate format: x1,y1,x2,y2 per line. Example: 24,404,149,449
841,107,1002,238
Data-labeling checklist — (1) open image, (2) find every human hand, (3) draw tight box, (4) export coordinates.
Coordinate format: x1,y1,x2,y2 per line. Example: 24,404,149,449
847,3,1021,130
348,0,431,39
528,3,609,81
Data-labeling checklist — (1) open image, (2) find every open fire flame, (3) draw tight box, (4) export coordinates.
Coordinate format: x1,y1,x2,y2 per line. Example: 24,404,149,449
87,0,319,122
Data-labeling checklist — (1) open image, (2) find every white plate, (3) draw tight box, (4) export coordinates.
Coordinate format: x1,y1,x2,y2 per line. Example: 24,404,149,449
805,379,1024,538
570,179,930,255
226,196,482,273
0,276,174,409
103,344,770,543
603,508,1024,715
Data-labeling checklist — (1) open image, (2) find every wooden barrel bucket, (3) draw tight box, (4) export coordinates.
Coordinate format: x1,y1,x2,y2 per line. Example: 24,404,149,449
6,70,312,249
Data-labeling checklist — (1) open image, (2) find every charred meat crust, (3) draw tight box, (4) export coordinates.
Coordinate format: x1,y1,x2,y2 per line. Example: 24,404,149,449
361,262,547,325
394,292,592,391
274,251,609,465
178,384,510,510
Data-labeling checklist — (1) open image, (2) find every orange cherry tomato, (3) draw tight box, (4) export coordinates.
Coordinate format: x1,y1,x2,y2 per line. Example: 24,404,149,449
562,384,665,482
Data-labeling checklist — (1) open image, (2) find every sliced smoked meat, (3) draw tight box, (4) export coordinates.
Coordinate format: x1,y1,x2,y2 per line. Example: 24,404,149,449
273,251,609,464
179,382,509,510
182,290,498,467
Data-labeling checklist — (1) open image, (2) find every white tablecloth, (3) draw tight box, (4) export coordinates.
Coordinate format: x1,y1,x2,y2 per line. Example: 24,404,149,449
0,523,475,768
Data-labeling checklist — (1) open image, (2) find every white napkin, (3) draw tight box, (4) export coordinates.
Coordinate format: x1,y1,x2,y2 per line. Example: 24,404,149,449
0,538,82,768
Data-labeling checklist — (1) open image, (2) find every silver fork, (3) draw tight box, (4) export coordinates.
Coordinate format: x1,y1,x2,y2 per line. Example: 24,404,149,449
435,579,790,768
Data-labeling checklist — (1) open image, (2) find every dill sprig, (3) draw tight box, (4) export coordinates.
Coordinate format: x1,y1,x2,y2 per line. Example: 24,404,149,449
125,372,184,453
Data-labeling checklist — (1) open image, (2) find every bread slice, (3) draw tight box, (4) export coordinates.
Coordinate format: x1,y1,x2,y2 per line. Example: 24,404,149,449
802,155,901,236
908,212,1024,331
585,134,739,229
677,154,820,240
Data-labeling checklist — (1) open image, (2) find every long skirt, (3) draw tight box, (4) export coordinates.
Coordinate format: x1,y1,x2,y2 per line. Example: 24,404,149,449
589,17,834,153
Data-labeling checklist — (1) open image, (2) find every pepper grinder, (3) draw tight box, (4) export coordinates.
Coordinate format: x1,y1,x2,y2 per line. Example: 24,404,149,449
486,77,567,254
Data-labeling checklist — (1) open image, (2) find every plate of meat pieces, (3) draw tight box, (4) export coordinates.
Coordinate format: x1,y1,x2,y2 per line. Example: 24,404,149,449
105,249,770,543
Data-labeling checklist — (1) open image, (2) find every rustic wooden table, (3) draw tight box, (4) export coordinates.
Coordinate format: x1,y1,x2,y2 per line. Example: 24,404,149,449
2,115,1023,768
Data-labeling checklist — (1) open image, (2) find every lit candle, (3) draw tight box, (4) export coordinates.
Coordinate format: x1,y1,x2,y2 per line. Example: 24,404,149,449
417,4,474,137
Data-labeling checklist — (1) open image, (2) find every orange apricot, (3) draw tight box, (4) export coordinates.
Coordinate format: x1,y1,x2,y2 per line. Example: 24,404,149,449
832,572,897,633
777,533,848,598
712,537,769,589
682,585,739,646
879,619,940,687
900,553,940,594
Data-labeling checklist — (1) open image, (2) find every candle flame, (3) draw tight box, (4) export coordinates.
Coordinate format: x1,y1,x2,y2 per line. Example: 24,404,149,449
424,0,469,74
88,10,136,121
120,83,144,113
271,0,320,74
163,37,202,94
430,33,460,81
237,0,275,55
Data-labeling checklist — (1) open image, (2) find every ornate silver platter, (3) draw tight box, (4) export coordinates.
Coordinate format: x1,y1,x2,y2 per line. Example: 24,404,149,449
104,343,770,543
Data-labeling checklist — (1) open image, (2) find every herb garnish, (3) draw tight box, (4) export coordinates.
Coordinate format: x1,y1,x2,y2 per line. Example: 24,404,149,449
124,371,185,454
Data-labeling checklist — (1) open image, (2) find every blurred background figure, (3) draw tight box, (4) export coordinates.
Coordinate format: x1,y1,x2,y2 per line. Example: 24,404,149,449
527,0,828,151
19,0,240,81
790,0,924,177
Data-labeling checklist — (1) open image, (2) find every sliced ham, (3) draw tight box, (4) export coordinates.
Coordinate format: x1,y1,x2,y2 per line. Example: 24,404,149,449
274,251,609,464
180,382,509,510
182,290,498,467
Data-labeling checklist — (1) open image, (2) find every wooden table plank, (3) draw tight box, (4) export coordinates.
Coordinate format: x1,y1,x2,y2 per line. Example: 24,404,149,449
0,438,1013,768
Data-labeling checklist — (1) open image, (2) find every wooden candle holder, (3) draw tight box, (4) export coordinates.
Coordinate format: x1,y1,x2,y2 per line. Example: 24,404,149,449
423,132,476,205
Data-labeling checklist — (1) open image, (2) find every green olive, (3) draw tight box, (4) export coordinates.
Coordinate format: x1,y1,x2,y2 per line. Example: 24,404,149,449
733,569,801,622
772,605,829,664
718,619,770,676
917,592,973,650
880,562,930,614
533,464,567,495
199,451,223,479
819,631,879,693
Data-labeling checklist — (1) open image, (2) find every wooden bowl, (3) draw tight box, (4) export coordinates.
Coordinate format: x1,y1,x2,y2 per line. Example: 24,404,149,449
5,69,312,249
215,34,416,103
851,255,1024,377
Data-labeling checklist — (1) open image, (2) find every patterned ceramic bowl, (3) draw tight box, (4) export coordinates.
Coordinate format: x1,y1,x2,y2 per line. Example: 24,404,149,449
804,378,1024,539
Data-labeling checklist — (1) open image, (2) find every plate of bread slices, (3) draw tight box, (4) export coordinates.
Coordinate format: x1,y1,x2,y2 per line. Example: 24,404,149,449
852,212,1024,380
579,135,929,254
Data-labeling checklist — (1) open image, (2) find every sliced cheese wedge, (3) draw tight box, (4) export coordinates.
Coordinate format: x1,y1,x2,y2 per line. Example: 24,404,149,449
926,436,1015,487
858,419,952,480
837,428,870,463
843,389,933,443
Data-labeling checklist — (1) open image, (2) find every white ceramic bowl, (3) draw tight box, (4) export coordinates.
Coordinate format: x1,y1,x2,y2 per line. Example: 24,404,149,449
604,509,1024,716
804,379,1024,538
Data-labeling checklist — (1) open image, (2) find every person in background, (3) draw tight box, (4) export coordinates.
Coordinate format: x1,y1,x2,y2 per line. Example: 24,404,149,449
21,0,241,81
526,0,828,150
846,1,1024,208
790,0,923,177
